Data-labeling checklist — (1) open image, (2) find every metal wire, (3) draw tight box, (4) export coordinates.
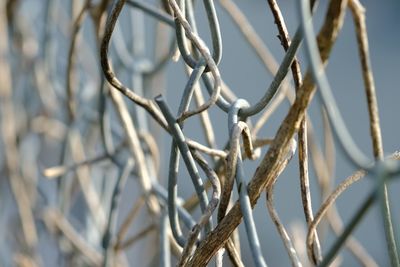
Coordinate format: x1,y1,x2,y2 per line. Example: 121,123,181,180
3,0,400,266
164,60,207,247
298,0,372,169
175,0,222,72
228,99,267,267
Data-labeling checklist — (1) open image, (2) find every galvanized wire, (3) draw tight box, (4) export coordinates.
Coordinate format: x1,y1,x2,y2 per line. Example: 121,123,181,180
2,0,400,266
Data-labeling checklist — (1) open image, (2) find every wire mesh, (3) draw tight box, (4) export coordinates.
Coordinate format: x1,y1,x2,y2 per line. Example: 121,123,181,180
0,0,399,266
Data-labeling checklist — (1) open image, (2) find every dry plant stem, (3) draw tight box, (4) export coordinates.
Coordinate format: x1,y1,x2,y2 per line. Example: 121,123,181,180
349,1,398,265
13,254,39,267
213,167,232,254
311,115,340,203
115,196,145,249
252,138,274,149
0,4,38,248
266,183,302,267
184,149,227,212
109,86,160,214
224,239,245,267
66,0,90,121
117,224,156,250
101,1,221,160
301,0,372,168
326,206,378,267
189,66,218,153
218,0,294,141
252,87,288,137
229,123,267,267
323,111,378,267
267,0,322,263
90,0,109,25
33,62,59,114
299,0,396,263
306,170,364,262
138,133,161,174
167,234,184,265
308,123,378,267
101,0,168,130
294,31,322,267
219,0,294,120
218,121,255,224
186,138,227,158
126,0,175,27
348,0,382,160
185,137,273,215
146,22,171,151
219,0,276,73
43,147,121,178
318,190,376,267
266,0,302,87
308,120,331,197
151,182,196,230
103,159,134,267
289,222,314,265
317,111,334,238
178,151,221,267
217,163,235,224
43,209,103,266
223,99,267,267
182,154,243,265
306,152,400,258
186,1,348,265
264,138,300,267
31,116,66,139
69,129,107,230
220,79,238,103
322,110,336,181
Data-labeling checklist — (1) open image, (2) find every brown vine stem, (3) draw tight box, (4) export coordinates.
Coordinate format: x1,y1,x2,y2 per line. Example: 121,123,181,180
187,1,348,265
307,151,400,257
218,121,255,221
267,0,322,264
348,1,398,265
68,129,107,230
266,184,302,267
219,0,293,132
266,175,302,266
0,4,38,248
219,0,278,74
43,150,116,178
100,0,168,131
109,84,160,214
117,224,156,250
138,133,161,175
115,196,145,250
183,137,273,214
183,64,218,156
348,0,382,159
178,151,222,267
308,119,378,267
43,209,103,266
66,0,90,121
326,206,378,267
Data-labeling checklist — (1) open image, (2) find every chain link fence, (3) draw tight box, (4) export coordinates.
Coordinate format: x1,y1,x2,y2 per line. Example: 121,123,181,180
0,0,399,266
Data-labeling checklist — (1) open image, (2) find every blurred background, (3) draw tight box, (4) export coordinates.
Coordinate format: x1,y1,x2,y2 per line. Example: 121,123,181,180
0,0,399,266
